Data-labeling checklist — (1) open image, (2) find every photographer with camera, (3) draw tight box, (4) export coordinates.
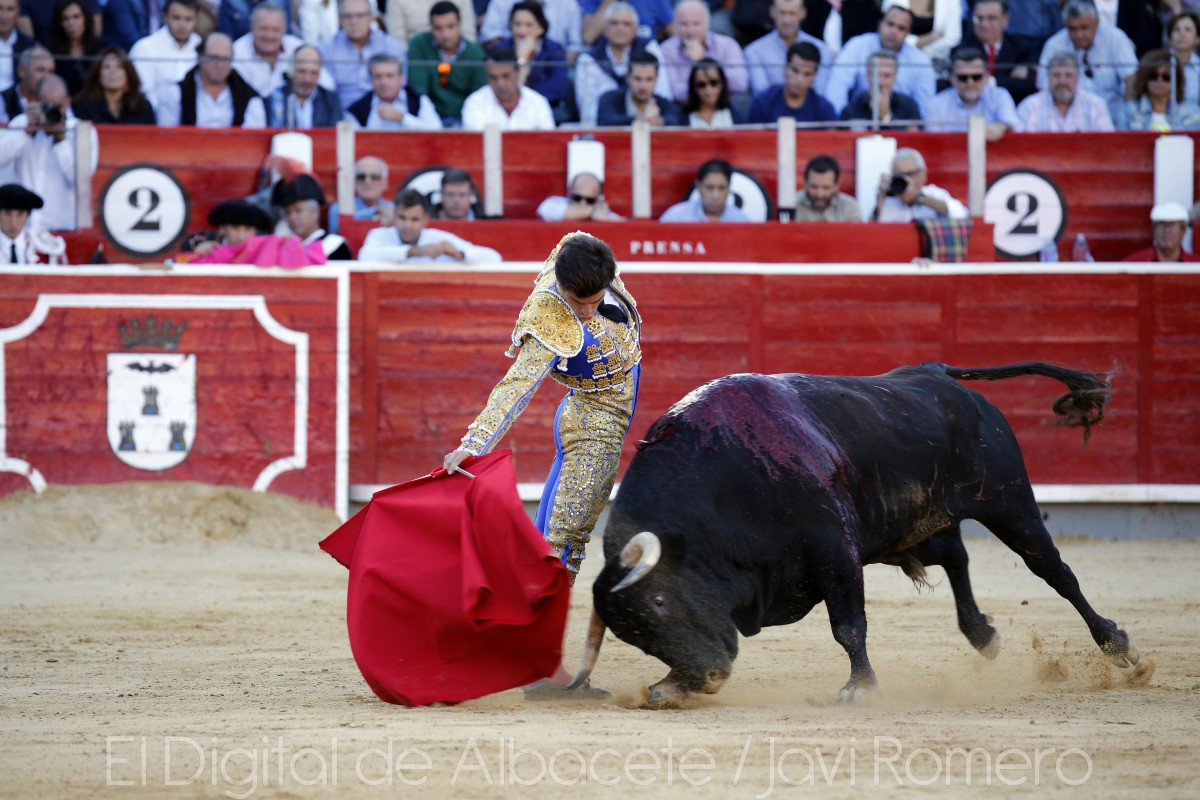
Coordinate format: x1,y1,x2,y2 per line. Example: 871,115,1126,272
872,147,968,223
0,73,99,232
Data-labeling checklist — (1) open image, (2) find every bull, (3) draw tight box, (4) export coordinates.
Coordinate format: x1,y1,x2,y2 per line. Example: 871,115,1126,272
567,362,1140,708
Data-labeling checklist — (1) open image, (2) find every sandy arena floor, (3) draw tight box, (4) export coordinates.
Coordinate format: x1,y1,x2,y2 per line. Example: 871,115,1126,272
1,483,1198,798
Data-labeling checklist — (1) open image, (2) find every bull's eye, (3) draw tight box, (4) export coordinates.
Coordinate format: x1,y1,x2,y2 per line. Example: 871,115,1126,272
654,594,665,607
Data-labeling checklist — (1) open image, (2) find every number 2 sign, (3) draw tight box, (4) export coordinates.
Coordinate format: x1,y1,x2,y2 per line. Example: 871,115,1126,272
99,165,191,259
984,169,1068,259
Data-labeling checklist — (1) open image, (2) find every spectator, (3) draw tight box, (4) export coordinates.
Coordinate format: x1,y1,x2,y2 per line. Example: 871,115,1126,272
20,0,100,53
1017,50,1113,131
359,187,502,262
346,53,442,129
196,200,272,255
480,0,584,59
1036,0,1136,125
273,173,353,259
433,168,481,220
536,171,624,220
1123,202,1196,263
872,147,967,222
745,0,832,96
327,155,394,234
904,0,961,64
824,2,936,116
839,49,923,127
596,48,685,125
658,0,748,104
500,0,572,123
684,58,743,127
1003,0,1064,52
794,154,863,222
748,40,836,124
960,0,1037,104
0,183,49,264
72,46,158,124
1167,12,1200,106
1123,49,1200,132
232,3,320,98
271,43,342,127
574,1,671,125
386,0,476,47
0,74,99,231
129,0,201,98
0,0,36,95
102,0,160,53
461,45,555,130
319,0,406,110
191,197,332,266
406,0,488,126
582,0,675,45
153,32,268,128
48,0,100,96
219,0,292,43
926,46,1019,139
1,45,53,125
660,158,751,222
296,0,339,44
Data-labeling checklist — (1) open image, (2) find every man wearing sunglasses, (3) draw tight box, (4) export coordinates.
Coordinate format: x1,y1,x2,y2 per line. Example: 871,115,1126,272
1035,0,1136,125
327,156,394,235
926,47,1019,140
536,172,624,221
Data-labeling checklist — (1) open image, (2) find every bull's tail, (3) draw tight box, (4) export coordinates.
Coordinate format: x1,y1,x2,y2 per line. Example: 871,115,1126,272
924,361,1112,443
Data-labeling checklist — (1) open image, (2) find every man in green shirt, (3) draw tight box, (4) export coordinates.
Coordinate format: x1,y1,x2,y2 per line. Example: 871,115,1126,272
407,0,488,125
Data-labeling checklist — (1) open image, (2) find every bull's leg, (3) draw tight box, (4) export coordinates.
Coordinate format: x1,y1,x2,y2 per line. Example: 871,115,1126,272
905,531,1000,658
815,546,877,704
979,509,1138,667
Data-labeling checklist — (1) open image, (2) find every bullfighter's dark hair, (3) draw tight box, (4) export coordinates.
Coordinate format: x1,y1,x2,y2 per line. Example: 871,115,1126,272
556,236,616,298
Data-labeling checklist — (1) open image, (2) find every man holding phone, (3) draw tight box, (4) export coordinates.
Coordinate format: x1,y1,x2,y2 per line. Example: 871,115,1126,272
872,147,967,223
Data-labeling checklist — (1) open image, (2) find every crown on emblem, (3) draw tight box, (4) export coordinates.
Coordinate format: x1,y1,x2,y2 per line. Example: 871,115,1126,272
119,315,186,350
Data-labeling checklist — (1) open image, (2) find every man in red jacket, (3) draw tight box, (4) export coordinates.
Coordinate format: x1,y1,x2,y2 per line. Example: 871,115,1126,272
1124,202,1197,263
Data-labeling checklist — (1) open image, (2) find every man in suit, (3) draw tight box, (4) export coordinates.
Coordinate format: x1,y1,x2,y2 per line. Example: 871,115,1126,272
273,45,343,128
0,45,51,125
960,0,1037,104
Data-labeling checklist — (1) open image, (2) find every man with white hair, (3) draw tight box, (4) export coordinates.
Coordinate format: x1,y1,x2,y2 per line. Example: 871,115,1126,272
824,1,936,117
233,3,335,98
1123,203,1196,263
130,0,201,97
1036,0,1136,125
328,156,394,234
574,1,671,126
657,0,747,104
1017,51,1113,132
872,147,967,223
745,0,831,96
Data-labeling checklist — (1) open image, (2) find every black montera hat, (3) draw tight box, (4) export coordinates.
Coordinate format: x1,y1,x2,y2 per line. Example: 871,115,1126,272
208,200,272,232
271,174,327,208
0,183,44,211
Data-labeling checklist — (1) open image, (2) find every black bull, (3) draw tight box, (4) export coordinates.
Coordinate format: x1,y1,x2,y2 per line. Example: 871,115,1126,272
568,362,1140,708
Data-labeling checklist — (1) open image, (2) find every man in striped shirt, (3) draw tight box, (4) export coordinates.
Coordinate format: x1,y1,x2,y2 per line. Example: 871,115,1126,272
1016,51,1113,132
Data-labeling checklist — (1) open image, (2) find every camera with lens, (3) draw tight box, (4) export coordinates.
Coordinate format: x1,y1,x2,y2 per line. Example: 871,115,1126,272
886,174,910,196
41,103,64,125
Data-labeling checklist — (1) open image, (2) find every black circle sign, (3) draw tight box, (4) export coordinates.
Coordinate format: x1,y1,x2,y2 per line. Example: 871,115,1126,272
99,164,191,258
985,169,1068,259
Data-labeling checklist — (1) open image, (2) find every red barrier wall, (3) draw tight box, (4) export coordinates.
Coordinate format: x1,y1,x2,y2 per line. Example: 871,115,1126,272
0,268,344,510
349,267,1200,490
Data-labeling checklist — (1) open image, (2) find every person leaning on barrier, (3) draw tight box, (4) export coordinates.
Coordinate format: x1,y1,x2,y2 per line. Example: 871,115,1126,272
839,49,923,128
359,188,502,263
872,147,968,223
747,40,836,125
925,46,1019,140
794,155,863,222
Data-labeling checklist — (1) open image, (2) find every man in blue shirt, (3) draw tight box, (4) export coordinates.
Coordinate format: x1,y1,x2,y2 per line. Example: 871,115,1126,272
660,159,751,222
748,41,837,125
582,0,674,44
319,0,407,109
926,47,1019,139
1036,0,1137,126
823,2,936,117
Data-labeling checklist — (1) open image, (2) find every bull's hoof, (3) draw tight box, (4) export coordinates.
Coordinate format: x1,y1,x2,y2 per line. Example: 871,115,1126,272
978,629,1002,660
523,678,612,703
836,681,879,705
644,681,687,709
1111,642,1140,669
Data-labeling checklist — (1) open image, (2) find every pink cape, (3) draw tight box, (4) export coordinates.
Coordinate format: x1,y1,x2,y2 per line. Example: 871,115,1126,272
319,450,571,706
192,234,328,267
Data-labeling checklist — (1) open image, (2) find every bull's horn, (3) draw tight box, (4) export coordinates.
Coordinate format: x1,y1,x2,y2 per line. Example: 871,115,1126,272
610,531,661,593
566,610,606,689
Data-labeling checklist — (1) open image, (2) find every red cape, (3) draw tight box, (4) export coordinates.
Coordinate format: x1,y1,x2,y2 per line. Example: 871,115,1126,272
319,450,571,706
